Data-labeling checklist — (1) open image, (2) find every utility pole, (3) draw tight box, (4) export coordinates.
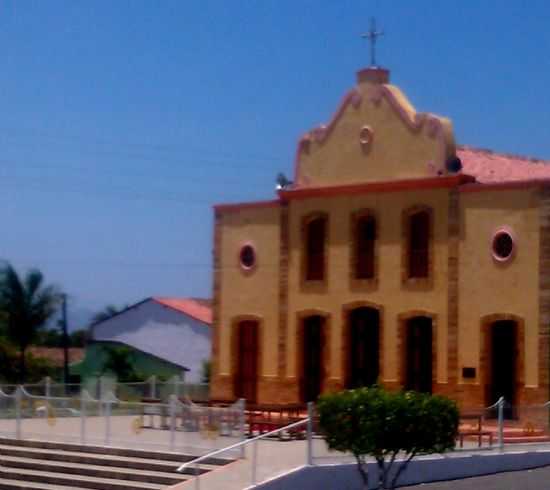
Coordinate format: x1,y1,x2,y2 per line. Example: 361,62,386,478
61,294,70,388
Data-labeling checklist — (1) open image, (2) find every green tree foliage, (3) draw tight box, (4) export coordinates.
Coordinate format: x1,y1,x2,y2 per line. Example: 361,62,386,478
317,386,459,490
0,342,56,383
35,327,63,347
70,329,88,347
0,263,62,381
99,345,141,381
91,305,123,324
35,327,87,348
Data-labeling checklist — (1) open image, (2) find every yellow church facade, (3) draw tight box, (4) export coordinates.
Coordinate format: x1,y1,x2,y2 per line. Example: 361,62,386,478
210,66,550,412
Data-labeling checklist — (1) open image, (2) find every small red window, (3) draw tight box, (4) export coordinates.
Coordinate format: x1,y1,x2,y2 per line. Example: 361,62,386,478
239,244,256,270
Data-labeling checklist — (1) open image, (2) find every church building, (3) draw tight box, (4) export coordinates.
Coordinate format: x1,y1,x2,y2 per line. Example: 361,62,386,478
209,62,550,412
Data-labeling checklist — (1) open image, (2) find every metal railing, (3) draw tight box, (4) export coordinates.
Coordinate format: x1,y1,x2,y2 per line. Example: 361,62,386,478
0,376,209,403
175,395,550,489
177,402,314,489
0,386,244,455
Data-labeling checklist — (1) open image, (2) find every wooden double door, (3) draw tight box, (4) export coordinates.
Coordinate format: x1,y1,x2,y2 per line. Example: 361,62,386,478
405,316,433,393
234,320,258,404
487,320,517,419
301,315,326,403
347,307,380,389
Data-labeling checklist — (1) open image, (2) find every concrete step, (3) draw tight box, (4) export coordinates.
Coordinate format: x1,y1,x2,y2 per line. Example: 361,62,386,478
0,444,214,475
0,437,232,466
0,467,166,490
0,455,188,486
0,478,85,490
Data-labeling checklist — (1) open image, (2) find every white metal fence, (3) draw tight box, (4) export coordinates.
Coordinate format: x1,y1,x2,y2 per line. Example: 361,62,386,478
0,376,210,403
177,397,550,489
0,383,243,457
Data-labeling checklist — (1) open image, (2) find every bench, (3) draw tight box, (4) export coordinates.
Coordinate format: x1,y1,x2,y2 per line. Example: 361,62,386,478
246,404,307,439
458,412,493,448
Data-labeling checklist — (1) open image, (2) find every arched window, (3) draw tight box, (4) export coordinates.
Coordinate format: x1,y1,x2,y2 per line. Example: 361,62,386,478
408,210,430,278
355,214,376,279
305,216,326,281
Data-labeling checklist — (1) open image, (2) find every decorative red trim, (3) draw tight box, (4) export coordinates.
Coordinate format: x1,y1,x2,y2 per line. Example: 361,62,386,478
368,85,444,138
293,89,362,183
279,175,475,201
214,199,281,213
460,179,550,193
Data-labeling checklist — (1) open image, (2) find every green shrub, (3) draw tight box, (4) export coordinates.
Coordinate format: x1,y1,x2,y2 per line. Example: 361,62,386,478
317,386,459,489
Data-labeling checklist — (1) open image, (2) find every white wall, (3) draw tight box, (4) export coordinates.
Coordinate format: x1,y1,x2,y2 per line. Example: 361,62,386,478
92,299,211,383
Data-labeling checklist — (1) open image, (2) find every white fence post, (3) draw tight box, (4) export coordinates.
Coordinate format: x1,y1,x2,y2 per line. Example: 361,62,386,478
97,376,102,401
104,399,111,446
239,398,246,459
251,439,258,485
169,395,176,451
80,391,87,445
307,402,313,466
195,463,201,490
497,396,504,451
15,386,22,440
44,377,51,398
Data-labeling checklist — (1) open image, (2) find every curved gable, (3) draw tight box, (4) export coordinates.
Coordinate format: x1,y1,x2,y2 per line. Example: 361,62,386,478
294,68,456,188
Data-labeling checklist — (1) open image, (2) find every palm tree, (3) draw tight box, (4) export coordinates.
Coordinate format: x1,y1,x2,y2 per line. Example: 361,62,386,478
0,263,62,381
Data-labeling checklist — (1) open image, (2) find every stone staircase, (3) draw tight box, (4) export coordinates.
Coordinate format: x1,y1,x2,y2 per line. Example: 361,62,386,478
0,437,232,490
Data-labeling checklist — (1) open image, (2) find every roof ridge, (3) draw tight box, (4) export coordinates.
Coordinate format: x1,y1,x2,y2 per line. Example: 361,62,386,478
458,145,550,165
152,297,212,325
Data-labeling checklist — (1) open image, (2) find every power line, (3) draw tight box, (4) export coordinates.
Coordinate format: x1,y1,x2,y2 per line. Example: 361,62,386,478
0,126,289,168
0,176,269,205
4,255,385,273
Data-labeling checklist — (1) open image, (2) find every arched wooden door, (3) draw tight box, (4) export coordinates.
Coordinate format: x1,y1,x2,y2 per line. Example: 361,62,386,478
405,316,432,393
347,307,380,388
488,320,517,419
301,315,325,402
234,320,258,404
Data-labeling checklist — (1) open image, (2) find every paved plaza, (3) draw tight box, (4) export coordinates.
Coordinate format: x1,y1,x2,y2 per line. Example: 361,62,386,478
2,413,550,489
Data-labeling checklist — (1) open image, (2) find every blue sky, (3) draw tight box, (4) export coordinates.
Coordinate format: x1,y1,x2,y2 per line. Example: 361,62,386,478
1,1,550,326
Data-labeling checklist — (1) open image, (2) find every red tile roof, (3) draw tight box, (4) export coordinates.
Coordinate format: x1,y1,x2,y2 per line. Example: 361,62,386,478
152,297,212,325
459,146,550,184
28,347,85,366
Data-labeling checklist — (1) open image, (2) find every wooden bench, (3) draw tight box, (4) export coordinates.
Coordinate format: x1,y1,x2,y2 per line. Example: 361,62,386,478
458,412,493,448
246,404,307,439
